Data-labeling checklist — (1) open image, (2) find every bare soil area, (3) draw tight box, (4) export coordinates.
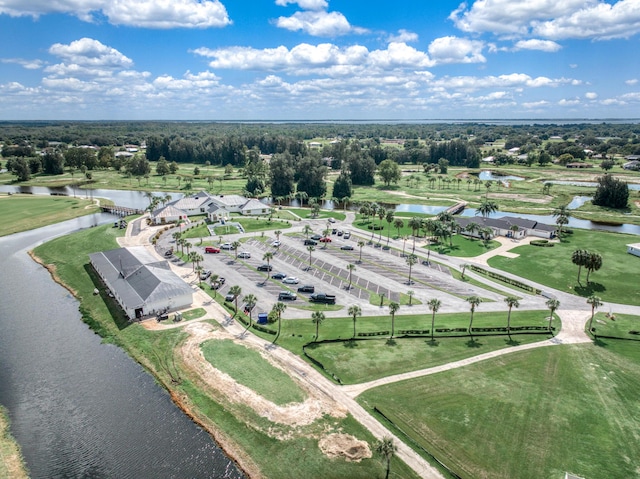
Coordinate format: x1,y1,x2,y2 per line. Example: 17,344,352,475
319,433,372,462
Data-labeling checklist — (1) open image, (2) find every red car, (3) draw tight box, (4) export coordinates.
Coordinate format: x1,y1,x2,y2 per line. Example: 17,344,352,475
205,246,220,253
319,237,332,243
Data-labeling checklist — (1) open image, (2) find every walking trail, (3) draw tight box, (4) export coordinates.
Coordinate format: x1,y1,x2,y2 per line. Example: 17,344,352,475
119,215,597,479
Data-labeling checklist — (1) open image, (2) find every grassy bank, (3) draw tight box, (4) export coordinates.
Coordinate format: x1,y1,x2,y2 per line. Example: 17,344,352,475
358,341,640,479
0,406,29,479
31,223,419,479
0,194,98,236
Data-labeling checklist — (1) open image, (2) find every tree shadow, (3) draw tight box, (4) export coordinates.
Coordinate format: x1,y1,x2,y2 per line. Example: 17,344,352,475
574,282,606,296
466,338,482,348
593,337,608,348
385,338,397,346
426,339,439,347
344,339,358,349
305,341,319,350
505,337,521,346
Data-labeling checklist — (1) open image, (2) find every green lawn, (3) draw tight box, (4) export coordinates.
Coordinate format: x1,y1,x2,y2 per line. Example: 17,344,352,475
201,339,306,405
425,234,500,257
0,194,97,236
591,312,640,339
489,229,640,305
284,207,346,221
358,341,640,479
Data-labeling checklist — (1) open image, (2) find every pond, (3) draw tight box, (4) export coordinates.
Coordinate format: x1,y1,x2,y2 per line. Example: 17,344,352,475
546,180,640,191
478,171,525,181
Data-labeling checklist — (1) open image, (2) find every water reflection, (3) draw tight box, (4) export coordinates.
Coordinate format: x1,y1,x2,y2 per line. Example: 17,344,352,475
478,171,525,181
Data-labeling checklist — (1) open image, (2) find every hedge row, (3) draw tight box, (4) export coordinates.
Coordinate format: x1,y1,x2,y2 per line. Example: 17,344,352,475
469,265,542,294
436,327,468,333
397,329,430,335
252,323,276,335
357,331,390,337
530,239,554,247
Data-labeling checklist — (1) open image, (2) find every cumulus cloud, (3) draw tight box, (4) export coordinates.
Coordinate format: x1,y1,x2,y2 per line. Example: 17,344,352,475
626,79,639,85
0,0,231,28
49,38,133,69
428,36,486,64
513,39,561,52
450,0,640,40
0,58,45,69
430,73,577,91
585,92,598,99
275,0,328,10
275,10,358,36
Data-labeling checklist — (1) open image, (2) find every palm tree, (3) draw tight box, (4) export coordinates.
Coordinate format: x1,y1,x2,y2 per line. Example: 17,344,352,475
572,249,589,284
476,199,498,218
302,224,313,239
545,298,560,332
184,241,192,256
461,263,471,280
408,216,422,252
587,295,602,333
509,224,519,240
357,240,365,263
484,179,493,198
552,204,571,237
393,218,404,239
348,304,361,339
271,301,287,344
195,265,204,286
428,298,442,341
306,245,315,270
311,311,325,340
295,190,308,207
210,274,219,296
188,251,199,272
231,240,241,260
375,436,397,479
405,253,417,285
385,210,394,245
407,289,415,306
401,235,408,257
346,263,356,290
229,285,242,318
388,301,400,338
466,295,481,337
585,252,603,284
243,293,257,332
274,230,282,243
262,251,274,283
504,296,520,338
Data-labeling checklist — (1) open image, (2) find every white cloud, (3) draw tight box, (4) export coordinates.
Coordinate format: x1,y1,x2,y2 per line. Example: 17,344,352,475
387,29,419,43
430,72,577,91
450,0,640,40
275,10,357,36
275,0,328,10
0,58,45,69
49,38,133,69
558,98,581,106
513,39,561,52
585,92,598,99
522,100,550,108
0,0,231,28
428,36,486,64
626,79,639,85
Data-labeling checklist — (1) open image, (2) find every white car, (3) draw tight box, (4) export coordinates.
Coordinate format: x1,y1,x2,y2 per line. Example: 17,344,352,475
221,242,233,250
238,251,251,258
271,240,281,247
282,277,299,284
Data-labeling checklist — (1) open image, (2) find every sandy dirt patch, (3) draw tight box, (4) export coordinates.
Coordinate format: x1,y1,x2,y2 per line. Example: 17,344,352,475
486,193,551,204
179,322,346,428
318,433,372,462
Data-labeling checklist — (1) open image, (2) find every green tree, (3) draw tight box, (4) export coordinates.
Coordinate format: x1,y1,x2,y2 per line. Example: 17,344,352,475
346,263,356,290
348,304,361,339
243,293,257,332
388,301,400,338
229,285,242,318
231,240,241,260
262,251,274,283
545,298,560,332
466,295,481,336
375,436,397,479
571,249,590,284
311,311,325,340
587,295,602,333
385,210,395,245
271,301,287,343
332,171,352,199
428,298,442,341
593,174,629,209
378,159,401,186
393,218,404,238
156,156,171,176
476,199,498,218
357,240,365,263
306,245,315,270
405,253,417,285
504,296,520,338
585,252,603,283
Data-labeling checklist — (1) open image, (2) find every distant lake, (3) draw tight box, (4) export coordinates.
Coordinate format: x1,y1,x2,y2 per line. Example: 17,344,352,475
394,204,448,215
478,171,525,181
547,180,640,191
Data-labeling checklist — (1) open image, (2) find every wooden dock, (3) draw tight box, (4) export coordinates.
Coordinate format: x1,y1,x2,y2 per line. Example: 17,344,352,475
444,201,467,215
100,205,144,216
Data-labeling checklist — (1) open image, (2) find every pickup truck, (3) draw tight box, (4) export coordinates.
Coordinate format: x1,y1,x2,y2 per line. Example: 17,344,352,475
309,293,336,304
297,285,315,293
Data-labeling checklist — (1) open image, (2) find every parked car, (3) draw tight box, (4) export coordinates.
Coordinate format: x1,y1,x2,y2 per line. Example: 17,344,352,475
271,272,287,279
257,264,273,271
310,293,336,304
282,277,299,284
211,277,225,289
297,285,315,293
337,230,344,236
340,245,354,250
310,234,322,240
199,269,212,280
331,228,337,234
278,291,297,301
224,293,235,302
238,251,251,259
164,249,173,257
271,240,281,247
319,237,332,243
221,242,234,250
304,239,318,246
205,246,220,253
327,217,336,223
343,231,351,239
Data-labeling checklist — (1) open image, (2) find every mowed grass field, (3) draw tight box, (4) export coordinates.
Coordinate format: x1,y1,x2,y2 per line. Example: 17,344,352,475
489,228,640,305
358,341,640,479
0,195,96,236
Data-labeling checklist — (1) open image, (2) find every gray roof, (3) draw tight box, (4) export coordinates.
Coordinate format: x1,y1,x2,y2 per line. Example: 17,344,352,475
151,204,186,218
212,194,248,207
242,198,269,211
456,215,555,232
90,246,192,309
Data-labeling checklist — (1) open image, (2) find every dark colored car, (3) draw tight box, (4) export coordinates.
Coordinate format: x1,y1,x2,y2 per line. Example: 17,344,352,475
271,272,287,279
224,294,235,302
340,245,354,250
257,264,273,271
297,285,315,293
304,239,318,246
337,230,343,236
278,291,297,301
164,249,173,256
310,234,322,240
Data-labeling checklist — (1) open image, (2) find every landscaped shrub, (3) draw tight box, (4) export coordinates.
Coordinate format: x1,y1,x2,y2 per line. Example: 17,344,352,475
357,331,390,337
252,324,276,335
530,239,554,247
469,265,542,294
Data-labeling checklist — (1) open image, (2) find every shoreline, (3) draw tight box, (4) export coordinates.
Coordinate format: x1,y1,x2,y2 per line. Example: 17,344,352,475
0,406,30,479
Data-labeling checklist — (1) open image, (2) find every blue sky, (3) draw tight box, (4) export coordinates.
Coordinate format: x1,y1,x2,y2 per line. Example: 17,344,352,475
1,0,639,120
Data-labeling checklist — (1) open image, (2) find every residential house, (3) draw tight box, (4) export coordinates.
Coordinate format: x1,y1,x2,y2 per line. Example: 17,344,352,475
627,243,640,257
456,215,556,239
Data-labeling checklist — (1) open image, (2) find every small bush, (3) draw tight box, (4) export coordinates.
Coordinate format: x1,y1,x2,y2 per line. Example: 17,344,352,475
530,239,554,247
